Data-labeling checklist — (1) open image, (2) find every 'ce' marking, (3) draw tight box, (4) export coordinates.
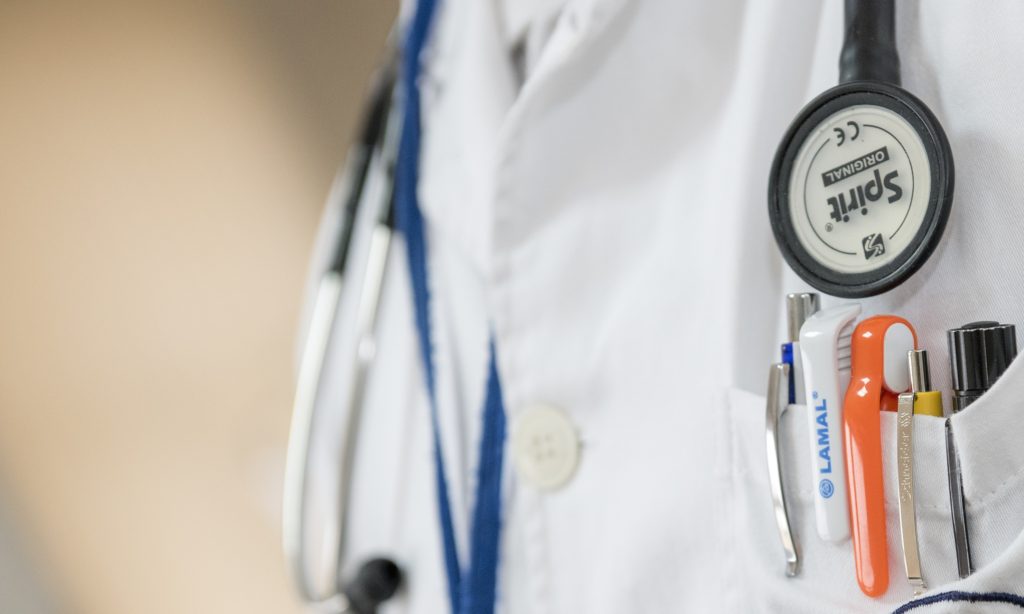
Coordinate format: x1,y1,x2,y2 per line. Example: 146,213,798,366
834,121,861,146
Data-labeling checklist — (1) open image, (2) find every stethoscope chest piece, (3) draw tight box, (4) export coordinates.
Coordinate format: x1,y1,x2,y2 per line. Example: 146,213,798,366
769,81,954,298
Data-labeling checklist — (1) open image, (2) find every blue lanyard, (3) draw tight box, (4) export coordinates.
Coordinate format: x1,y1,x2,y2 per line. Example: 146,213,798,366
395,2,507,613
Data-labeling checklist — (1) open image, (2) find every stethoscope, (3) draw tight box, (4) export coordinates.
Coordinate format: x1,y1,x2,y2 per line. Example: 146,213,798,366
769,0,954,298
282,42,404,614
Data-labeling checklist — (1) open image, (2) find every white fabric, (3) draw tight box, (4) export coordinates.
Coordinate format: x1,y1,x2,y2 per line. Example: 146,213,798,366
303,0,1024,611
495,0,567,81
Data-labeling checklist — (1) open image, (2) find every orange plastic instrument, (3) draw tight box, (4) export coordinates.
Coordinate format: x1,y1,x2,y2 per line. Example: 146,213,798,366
843,315,917,597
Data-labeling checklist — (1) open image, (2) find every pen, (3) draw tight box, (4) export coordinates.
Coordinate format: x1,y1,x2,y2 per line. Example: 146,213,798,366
946,321,1018,578
844,315,916,597
909,350,943,418
782,293,820,404
897,349,939,596
896,391,924,595
799,304,861,542
766,362,799,577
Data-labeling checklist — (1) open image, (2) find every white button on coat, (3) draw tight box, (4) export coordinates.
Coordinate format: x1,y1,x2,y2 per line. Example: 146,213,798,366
511,404,580,490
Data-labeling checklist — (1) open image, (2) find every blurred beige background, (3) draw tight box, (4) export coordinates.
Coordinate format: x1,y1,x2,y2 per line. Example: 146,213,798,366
0,1,396,612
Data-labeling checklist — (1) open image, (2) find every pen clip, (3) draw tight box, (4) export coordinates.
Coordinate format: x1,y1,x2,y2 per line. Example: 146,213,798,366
946,420,972,578
766,362,799,577
896,391,926,596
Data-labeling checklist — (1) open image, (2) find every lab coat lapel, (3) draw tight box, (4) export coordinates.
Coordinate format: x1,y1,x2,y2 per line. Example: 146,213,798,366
416,0,519,571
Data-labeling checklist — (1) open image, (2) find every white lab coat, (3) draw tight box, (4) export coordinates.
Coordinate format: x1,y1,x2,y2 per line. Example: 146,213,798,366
302,1,1024,612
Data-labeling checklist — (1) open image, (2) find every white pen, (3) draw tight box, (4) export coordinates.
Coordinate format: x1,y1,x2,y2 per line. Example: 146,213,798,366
799,304,861,542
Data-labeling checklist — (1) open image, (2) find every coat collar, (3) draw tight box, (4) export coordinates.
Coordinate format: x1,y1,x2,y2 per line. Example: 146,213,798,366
415,0,631,278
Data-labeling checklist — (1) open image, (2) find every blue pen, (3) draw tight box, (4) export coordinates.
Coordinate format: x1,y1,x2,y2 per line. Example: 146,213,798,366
781,293,820,404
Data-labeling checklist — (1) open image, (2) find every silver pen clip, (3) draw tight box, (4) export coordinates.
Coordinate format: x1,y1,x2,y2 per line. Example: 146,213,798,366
896,390,926,595
766,362,799,577
946,420,971,578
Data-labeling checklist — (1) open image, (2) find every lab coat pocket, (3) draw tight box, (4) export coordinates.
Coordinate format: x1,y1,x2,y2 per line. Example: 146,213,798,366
726,387,958,613
883,354,1024,612
930,352,1024,599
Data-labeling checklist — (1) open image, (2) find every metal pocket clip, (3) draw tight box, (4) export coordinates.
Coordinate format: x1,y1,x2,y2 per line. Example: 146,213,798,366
896,391,926,595
766,362,799,577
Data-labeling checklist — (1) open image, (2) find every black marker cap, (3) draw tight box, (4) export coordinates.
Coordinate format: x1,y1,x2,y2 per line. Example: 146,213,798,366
948,321,1018,411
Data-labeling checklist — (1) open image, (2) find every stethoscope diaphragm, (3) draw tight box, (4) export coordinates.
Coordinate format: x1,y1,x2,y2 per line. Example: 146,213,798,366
769,80,954,298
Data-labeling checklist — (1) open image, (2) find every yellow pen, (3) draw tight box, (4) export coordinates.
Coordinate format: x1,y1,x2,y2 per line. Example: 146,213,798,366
909,350,943,417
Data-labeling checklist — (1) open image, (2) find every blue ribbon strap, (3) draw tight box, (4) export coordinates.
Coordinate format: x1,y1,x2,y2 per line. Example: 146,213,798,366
395,1,507,612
